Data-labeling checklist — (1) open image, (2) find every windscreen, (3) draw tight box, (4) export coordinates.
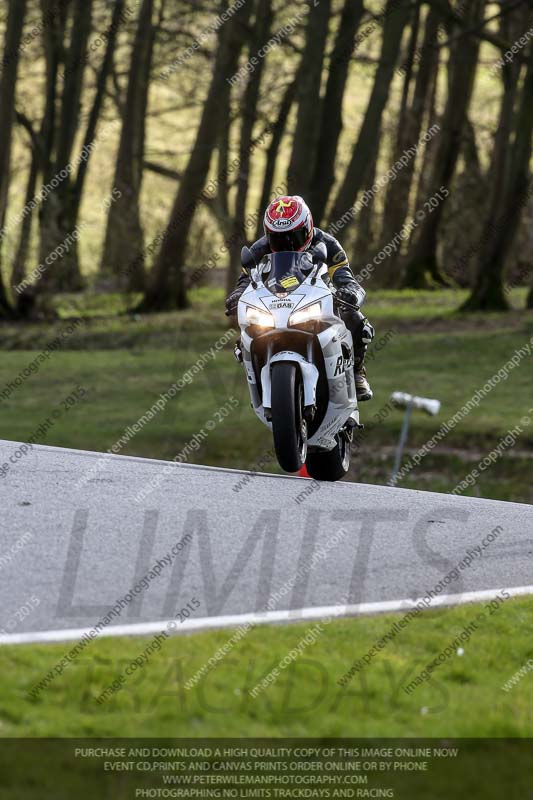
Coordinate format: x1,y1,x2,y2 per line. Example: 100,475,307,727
261,251,314,294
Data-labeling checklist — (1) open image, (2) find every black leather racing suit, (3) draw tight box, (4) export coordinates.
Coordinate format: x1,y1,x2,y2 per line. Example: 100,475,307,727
231,228,374,366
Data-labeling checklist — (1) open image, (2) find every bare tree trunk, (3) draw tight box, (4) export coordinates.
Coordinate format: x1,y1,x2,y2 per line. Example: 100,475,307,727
255,79,297,240
0,0,28,317
329,0,411,226
353,155,378,278
309,0,365,224
217,111,231,222
12,138,39,290
443,116,488,287
402,0,485,288
11,1,66,314
100,0,154,292
139,0,252,311
226,0,273,294
466,9,533,311
74,0,128,214
409,49,440,231
38,0,93,293
40,0,68,188
379,3,439,285
286,0,331,197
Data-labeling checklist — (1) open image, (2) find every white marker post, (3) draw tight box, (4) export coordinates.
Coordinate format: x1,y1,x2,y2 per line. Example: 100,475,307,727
389,392,441,485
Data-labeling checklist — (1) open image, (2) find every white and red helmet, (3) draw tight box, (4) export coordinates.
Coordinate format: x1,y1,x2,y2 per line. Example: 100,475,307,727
263,195,314,252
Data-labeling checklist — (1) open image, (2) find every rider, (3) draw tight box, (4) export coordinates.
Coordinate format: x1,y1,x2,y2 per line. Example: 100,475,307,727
225,195,374,401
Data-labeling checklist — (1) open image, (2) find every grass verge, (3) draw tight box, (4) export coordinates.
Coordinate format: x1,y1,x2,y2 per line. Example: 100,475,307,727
2,595,533,737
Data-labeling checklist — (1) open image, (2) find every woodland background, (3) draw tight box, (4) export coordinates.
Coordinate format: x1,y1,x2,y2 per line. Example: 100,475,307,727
1,0,533,316
0,0,532,505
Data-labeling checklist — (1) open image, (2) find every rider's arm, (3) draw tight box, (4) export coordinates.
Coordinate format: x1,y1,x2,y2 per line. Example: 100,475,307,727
321,232,366,307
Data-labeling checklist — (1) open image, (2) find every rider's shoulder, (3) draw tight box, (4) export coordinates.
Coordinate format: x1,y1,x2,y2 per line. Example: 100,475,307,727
313,227,347,257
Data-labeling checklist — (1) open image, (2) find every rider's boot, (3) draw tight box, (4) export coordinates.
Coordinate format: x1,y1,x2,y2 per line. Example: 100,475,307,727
354,357,373,402
233,340,243,363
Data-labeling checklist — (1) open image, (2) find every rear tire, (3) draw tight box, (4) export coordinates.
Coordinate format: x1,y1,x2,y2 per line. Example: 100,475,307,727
271,362,307,473
305,433,351,482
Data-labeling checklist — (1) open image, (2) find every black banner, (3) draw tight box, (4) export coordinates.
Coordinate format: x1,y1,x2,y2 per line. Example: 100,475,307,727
0,739,531,798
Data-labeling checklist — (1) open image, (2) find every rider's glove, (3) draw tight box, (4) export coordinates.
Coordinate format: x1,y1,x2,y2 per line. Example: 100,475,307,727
335,286,360,309
225,289,242,316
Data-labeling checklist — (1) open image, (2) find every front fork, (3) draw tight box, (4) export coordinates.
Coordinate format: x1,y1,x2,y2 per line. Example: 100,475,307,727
260,343,319,422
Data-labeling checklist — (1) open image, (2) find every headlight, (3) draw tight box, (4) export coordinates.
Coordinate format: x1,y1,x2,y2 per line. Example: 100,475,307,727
289,302,322,326
246,306,274,328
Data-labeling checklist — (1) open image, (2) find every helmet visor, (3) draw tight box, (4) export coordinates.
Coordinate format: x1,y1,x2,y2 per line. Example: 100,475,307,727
268,226,310,252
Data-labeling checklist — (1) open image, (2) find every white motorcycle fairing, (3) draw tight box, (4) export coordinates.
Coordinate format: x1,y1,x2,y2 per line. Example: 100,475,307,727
237,259,358,452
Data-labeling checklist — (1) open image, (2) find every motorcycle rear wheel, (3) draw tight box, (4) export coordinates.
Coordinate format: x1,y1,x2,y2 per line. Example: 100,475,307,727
271,362,307,473
305,432,351,482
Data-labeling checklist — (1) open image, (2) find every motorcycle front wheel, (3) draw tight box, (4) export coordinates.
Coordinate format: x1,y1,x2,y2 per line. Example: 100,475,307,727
270,362,307,473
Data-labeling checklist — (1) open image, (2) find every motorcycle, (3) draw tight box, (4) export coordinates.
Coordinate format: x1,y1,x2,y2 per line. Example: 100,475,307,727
236,243,361,481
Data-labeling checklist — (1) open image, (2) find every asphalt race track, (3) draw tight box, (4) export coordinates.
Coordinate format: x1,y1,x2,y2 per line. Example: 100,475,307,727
1,440,532,644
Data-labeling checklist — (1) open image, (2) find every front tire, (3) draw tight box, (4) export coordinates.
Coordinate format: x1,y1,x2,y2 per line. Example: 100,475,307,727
270,362,307,473
305,433,351,482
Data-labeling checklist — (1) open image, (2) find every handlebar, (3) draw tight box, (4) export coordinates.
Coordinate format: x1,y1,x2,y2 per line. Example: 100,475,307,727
332,290,360,313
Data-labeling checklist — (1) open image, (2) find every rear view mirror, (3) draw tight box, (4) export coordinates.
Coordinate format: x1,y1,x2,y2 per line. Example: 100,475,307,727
241,246,257,273
312,242,327,264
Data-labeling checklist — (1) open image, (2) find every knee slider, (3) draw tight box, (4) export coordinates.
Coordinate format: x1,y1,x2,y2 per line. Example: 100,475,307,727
362,318,375,344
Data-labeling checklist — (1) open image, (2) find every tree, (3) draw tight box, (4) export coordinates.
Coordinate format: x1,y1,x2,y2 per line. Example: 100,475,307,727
255,79,297,240
38,0,93,293
328,0,412,227
11,114,41,291
378,2,439,285
0,0,28,317
308,0,365,224
139,0,253,311
353,154,378,274
100,0,157,292
465,7,533,310
226,0,273,294
11,0,68,307
286,0,332,197
402,0,485,288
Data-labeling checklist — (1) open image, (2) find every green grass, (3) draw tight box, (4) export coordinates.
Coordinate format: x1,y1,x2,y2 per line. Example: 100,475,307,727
0,287,531,495
2,596,533,738
0,288,532,744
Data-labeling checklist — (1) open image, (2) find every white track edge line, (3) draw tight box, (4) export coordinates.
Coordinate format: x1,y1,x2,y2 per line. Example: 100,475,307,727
2,584,533,646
